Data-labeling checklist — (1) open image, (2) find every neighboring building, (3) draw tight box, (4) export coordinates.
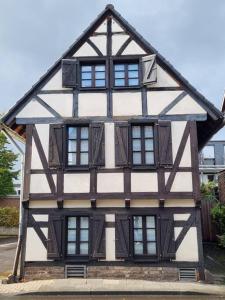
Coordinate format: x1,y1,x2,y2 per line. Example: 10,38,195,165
2,5,224,281
199,140,225,183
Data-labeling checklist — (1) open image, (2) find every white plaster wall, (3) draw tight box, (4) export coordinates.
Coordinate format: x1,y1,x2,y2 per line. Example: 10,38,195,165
113,92,142,116
106,227,116,261
64,174,90,193
112,34,129,55
105,122,115,168
171,121,187,162
179,136,192,167
175,227,199,261
31,138,42,169
29,200,57,208
97,173,124,193
38,94,73,117
25,228,48,261
165,172,193,192
105,214,115,222
174,214,190,221
73,42,97,57
167,94,206,115
164,199,195,207
130,199,159,207
63,200,91,208
95,20,107,33
122,40,146,55
41,69,71,91
78,93,107,117
33,214,48,222
112,18,124,32
17,98,53,118
30,174,56,194
150,65,179,88
96,199,125,207
90,36,107,55
147,91,182,115
131,173,158,192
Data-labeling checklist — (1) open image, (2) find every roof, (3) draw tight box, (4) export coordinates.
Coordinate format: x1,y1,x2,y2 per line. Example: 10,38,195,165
2,4,224,138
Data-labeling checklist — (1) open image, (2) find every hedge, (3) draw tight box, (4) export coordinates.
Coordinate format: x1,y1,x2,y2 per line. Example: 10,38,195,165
0,207,19,227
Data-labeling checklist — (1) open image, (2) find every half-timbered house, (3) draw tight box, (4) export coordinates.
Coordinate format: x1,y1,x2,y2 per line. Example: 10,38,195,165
2,5,224,281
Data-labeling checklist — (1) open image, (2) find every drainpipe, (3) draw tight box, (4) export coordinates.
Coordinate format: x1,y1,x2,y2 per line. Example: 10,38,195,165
1,128,25,283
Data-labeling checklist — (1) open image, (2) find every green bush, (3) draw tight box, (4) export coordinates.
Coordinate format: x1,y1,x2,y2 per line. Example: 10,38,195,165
0,207,19,227
211,203,225,248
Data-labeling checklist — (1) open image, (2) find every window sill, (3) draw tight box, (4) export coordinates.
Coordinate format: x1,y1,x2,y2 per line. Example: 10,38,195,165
112,86,141,91
131,165,157,171
65,166,90,172
79,87,107,92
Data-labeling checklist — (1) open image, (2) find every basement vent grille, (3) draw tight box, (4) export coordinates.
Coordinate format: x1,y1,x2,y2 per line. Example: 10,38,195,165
65,265,87,278
179,268,197,281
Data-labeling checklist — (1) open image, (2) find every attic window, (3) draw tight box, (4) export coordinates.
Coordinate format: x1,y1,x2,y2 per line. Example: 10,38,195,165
114,62,139,87
81,64,106,88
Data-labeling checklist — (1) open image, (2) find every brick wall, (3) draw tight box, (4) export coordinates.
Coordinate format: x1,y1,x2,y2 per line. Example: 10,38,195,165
0,196,20,208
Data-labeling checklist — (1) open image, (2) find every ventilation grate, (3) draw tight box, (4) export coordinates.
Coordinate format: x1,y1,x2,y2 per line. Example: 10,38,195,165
65,265,87,278
179,268,197,281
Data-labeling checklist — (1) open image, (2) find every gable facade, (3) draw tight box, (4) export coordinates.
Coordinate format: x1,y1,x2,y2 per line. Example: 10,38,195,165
3,5,224,282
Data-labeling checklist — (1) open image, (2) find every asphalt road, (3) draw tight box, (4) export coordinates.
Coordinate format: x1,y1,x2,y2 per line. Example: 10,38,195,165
0,237,17,277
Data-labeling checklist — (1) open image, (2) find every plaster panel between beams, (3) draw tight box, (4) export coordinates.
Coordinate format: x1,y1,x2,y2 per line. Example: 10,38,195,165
113,92,142,116
131,173,158,193
89,35,107,55
149,65,180,88
73,42,97,57
17,98,54,118
78,93,107,117
121,40,146,55
38,94,73,117
112,34,129,55
41,69,71,91
97,173,124,193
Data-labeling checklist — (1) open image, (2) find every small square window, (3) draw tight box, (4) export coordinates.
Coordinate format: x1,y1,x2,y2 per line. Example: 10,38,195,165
81,64,106,88
114,62,139,87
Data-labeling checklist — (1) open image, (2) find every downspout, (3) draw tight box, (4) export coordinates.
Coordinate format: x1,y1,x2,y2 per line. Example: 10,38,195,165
1,127,25,283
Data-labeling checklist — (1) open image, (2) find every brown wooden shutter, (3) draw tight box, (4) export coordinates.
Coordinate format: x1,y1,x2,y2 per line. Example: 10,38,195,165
115,122,129,167
158,121,173,166
92,215,105,258
47,215,63,259
62,59,77,87
160,213,175,260
48,124,64,168
115,215,130,258
142,54,157,85
90,123,105,167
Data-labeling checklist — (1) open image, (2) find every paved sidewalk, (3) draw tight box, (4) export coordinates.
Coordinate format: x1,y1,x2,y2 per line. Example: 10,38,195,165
0,279,225,296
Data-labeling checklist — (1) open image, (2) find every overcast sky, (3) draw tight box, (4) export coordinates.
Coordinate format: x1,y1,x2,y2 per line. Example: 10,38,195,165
0,0,225,139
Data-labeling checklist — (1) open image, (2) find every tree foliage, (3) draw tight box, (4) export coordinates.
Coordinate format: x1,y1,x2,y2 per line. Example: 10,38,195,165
0,132,19,196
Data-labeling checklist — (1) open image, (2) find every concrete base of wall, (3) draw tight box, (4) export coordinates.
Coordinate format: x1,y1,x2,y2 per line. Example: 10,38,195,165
0,226,18,236
24,265,179,281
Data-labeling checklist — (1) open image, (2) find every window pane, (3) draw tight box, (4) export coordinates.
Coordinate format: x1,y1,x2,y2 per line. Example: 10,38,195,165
147,229,156,242
67,243,76,255
145,139,154,151
68,153,76,165
81,72,92,80
80,217,89,228
68,229,76,242
134,242,143,255
147,242,156,255
134,229,143,241
95,79,105,87
82,80,92,87
146,216,155,228
128,79,139,86
80,242,88,255
128,64,138,71
80,229,88,241
68,140,77,152
132,139,141,151
95,65,105,71
133,152,141,164
81,140,88,152
82,66,92,72
81,127,89,139
114,64,125,71
115,79,125,86
80,153,89,165
68,127,77,139
144,126,153,138
68,217,76,229
133,216,142,228
203,145,215,158
115,71,125,79
128,70,138,78
95,72,105,79
132,126,141,138
145,152,154,164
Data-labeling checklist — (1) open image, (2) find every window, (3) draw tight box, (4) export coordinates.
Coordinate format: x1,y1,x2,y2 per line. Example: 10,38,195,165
67,126,89,166
81,64,105,88
203,145,215,165
132,125,154,166
133,216,157,256
67,216,89,256
114,62,139,87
